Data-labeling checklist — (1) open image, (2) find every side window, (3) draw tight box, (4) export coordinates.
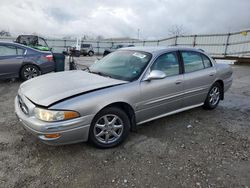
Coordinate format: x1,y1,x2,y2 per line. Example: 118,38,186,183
81,44,90,48
16,47,25,55
151,52,179,76
181,51,204,73
0,45,17,56
201,54,212,68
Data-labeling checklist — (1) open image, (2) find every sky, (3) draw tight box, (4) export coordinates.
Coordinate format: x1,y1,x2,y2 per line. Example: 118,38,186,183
0,0,250,39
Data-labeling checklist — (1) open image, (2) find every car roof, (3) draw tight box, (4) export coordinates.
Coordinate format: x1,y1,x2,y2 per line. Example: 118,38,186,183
119,46,204,55
0,41,50,53
0,41,30,48
17,35,45,39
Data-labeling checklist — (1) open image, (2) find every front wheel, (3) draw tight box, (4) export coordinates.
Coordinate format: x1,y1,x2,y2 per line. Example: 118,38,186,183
20,64,41,81
203,82,222,109
88,107,130,148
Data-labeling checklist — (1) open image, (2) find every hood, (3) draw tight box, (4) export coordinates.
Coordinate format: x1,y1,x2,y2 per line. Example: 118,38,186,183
20,70,127,107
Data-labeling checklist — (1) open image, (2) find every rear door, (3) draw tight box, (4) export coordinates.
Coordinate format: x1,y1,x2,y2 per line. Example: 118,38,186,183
137,51,184,123
0,44,25,78
180,51,216,107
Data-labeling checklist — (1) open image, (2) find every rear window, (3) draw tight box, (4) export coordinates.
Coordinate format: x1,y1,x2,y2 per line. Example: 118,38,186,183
201,54,212,68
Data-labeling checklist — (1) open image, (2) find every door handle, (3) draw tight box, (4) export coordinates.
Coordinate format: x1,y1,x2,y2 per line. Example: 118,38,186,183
175,80,182,84
16,56,24,59
209,73,214,76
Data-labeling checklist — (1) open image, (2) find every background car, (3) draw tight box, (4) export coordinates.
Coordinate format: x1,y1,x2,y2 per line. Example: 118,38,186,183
0,42,55,80
15,47,232,148
62,44,94,57
80,43,94,56
15,35,51,51
103,44,134,56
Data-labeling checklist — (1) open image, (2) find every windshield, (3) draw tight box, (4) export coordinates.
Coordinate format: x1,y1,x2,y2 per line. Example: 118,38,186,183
89,50,152,81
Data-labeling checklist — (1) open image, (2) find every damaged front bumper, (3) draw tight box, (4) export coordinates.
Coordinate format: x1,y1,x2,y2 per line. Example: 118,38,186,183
14,95,94,145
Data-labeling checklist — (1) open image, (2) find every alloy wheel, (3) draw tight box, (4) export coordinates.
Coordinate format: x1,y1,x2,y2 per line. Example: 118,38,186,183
94,114,124,144
23,66,39,80
209,86,220,106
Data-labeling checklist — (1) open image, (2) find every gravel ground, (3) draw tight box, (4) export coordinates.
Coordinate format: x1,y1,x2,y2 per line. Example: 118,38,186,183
0,58,250,188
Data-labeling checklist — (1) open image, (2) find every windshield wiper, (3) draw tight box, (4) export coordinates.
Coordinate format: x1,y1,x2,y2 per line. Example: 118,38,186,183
81,65,91,72
90,71,112,78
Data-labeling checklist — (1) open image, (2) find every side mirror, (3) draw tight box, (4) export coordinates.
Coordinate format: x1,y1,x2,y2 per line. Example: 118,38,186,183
144,70,167,81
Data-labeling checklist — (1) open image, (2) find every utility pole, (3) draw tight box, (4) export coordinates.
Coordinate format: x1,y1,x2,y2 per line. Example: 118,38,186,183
137,28,140,40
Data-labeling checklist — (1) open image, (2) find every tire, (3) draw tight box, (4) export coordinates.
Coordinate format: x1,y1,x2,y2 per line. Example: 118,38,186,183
20,64,41,81
88,51,94,56
203,82,222,110
103,51,109,57
74,50,81,57
88,107,130,148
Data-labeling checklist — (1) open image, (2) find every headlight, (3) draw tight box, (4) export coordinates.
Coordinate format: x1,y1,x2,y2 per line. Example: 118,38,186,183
34,108,80,122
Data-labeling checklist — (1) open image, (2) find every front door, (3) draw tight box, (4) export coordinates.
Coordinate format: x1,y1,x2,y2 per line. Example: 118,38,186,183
136,51,184,123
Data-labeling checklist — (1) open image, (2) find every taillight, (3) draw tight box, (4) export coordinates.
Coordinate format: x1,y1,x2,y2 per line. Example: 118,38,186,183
45,54,53,62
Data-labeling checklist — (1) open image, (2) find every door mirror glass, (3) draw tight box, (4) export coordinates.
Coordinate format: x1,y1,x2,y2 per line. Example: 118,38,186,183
145,70,167,81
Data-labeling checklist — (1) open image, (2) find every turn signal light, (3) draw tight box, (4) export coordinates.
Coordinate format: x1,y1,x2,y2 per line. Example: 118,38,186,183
44,133,61,139
64,111,80,120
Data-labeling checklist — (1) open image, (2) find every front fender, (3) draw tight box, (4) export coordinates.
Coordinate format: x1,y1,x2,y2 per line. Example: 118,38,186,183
49,81,140,122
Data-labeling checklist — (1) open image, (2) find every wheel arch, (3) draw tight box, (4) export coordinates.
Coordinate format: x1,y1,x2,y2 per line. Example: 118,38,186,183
98,102,137,132
19,63,41,78
214,79,224,100
19,62,41,75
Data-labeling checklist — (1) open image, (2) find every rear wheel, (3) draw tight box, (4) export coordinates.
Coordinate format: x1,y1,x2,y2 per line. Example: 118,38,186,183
204,82,222,109
89,107,130,148
88,51,94,56
20,64,40,81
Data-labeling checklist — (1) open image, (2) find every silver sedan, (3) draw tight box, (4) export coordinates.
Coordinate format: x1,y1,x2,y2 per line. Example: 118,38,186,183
15,47,233,148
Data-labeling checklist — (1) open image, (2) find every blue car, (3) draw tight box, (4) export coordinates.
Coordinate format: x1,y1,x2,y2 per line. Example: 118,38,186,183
0,42,55,80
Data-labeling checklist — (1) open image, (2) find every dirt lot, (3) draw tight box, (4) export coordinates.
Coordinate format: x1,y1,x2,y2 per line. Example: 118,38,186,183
0,58,250,188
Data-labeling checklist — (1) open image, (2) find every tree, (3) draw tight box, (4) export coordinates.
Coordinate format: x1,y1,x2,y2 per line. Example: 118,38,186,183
168,25,186,36
0,30,11,37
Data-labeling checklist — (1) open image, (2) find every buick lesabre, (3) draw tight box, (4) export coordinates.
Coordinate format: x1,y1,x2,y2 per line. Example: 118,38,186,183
15,47,233,148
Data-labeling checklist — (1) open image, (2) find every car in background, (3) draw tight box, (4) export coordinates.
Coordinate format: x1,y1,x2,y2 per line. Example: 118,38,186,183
80,44,94,56
15,47,232,148
15,35,51,51
103,44,134,56
62,44,94,57
0,42,55,80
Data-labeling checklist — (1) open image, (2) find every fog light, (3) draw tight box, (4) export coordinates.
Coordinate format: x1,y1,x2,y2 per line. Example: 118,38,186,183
44,133,61,139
